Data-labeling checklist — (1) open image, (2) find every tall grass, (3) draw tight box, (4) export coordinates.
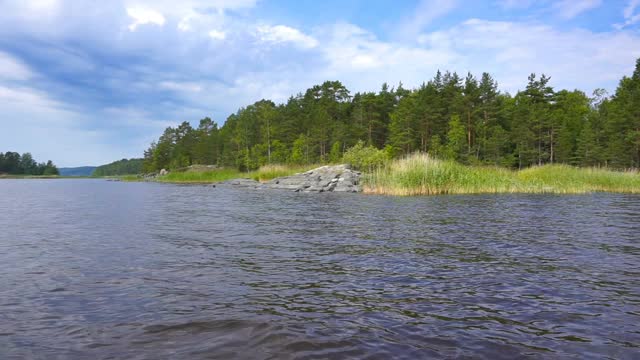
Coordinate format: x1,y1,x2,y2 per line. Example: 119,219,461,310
518,165,640,194
155,168,245,183
250,164,320,182
365,153,640,195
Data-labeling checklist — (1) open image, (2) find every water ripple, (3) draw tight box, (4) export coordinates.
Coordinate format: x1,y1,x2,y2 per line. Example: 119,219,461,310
1,180,639,359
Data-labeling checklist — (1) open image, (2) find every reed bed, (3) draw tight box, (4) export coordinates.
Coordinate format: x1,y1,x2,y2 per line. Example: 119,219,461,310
364,153,640,196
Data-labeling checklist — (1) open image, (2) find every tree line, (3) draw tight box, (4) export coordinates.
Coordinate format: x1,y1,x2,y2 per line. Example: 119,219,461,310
92,158,144,177
0,152,59,175
143,58,640,172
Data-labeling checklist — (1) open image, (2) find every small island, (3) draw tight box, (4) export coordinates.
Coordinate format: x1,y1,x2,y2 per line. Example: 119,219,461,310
125,59,640,195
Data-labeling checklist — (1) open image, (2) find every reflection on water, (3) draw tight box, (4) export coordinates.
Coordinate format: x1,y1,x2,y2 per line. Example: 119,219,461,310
1,179,639,359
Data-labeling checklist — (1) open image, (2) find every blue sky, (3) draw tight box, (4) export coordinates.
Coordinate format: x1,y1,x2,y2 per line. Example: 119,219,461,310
1,0,639,166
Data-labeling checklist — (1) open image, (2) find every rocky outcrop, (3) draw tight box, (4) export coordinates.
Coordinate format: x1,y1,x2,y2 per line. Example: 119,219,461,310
268,164,362,193
222,164,362,193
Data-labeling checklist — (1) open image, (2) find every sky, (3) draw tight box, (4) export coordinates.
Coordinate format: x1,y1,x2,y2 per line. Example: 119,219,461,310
1,0,639,166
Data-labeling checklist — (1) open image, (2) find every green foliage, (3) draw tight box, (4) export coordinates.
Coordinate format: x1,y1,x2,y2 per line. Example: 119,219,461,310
342,140,389,172
92,158,144,176
0,152,58,175
141,59,640,172
290,134,310,165
329,141,342,163
445,115,467,162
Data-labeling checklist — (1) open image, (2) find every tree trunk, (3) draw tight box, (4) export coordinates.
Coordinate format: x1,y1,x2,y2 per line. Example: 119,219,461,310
467,110,472,154
636,127,640,168
519,147,522,170
368,115,373,146
538,129,542,166
549,129,554,164
267,119,271,164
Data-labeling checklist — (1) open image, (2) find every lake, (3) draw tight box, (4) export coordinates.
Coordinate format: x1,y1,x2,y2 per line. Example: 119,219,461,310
1,179,639,359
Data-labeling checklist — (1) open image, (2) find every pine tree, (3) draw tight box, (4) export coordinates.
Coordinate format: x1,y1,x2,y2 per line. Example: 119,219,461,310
388,94,417,156
576,120,598,166
445,115,467,162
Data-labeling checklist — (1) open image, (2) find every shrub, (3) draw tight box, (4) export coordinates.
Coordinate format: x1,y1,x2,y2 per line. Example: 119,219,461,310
342,141,389,172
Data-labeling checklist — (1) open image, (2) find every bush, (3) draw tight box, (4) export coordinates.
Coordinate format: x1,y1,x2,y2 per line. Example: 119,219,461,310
342,141,389,172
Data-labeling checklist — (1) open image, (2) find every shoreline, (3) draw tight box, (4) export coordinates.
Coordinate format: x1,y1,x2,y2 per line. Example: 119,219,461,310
6,158,640,196
126,158,640,196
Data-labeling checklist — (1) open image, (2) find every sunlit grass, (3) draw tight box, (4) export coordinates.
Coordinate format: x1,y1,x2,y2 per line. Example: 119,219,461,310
123,164,319,184
119,175,144,182
250,164,321,182
517,164,640,194
364,153,640,196
156,168,246,183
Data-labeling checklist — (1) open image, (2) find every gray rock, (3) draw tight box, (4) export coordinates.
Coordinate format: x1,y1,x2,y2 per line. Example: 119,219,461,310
221,178,261,188
159,169,169,176
224,164,361,193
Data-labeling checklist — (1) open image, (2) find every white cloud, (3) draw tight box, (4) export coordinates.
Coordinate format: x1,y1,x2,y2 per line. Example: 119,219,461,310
125,0,256,33
625,0,640,18
417,19,640,92
126,7,166,31
321,23,454,82
0,52,34,81
176,12,225,33
0,85,67,115
159,81,203,93
616,0,640,29
25,0,60,13
0,85,110,165
398,0,458,37
0,84,177,166
124,0,257,15
208,29,226,40
177,15,195,32
255,25,318,49
8,0,62,18
552,0,602,19
497,0,537,9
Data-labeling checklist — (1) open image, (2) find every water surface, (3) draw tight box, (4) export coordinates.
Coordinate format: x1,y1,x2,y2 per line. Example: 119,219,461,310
1,179,639,359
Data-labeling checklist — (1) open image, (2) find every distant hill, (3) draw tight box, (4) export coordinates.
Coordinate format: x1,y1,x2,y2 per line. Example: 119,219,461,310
59,166,97,177
92,158,144,176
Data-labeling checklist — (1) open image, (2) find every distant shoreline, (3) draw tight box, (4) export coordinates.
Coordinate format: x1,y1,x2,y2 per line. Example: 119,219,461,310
0,175,96,179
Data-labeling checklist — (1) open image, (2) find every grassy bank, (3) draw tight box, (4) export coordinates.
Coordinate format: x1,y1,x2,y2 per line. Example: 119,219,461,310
125,164,320,184
364,153,640,195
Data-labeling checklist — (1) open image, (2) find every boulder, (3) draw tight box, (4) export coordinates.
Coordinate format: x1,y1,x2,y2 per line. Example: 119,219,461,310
222,164,361,193
159,169,169,176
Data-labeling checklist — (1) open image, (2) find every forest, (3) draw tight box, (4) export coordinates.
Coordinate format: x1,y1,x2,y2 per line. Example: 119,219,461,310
92,158,144,177
142,59,640,173
0,152,59,176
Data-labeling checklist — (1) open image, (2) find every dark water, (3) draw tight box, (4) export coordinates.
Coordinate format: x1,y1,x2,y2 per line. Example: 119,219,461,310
1,180,639,359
